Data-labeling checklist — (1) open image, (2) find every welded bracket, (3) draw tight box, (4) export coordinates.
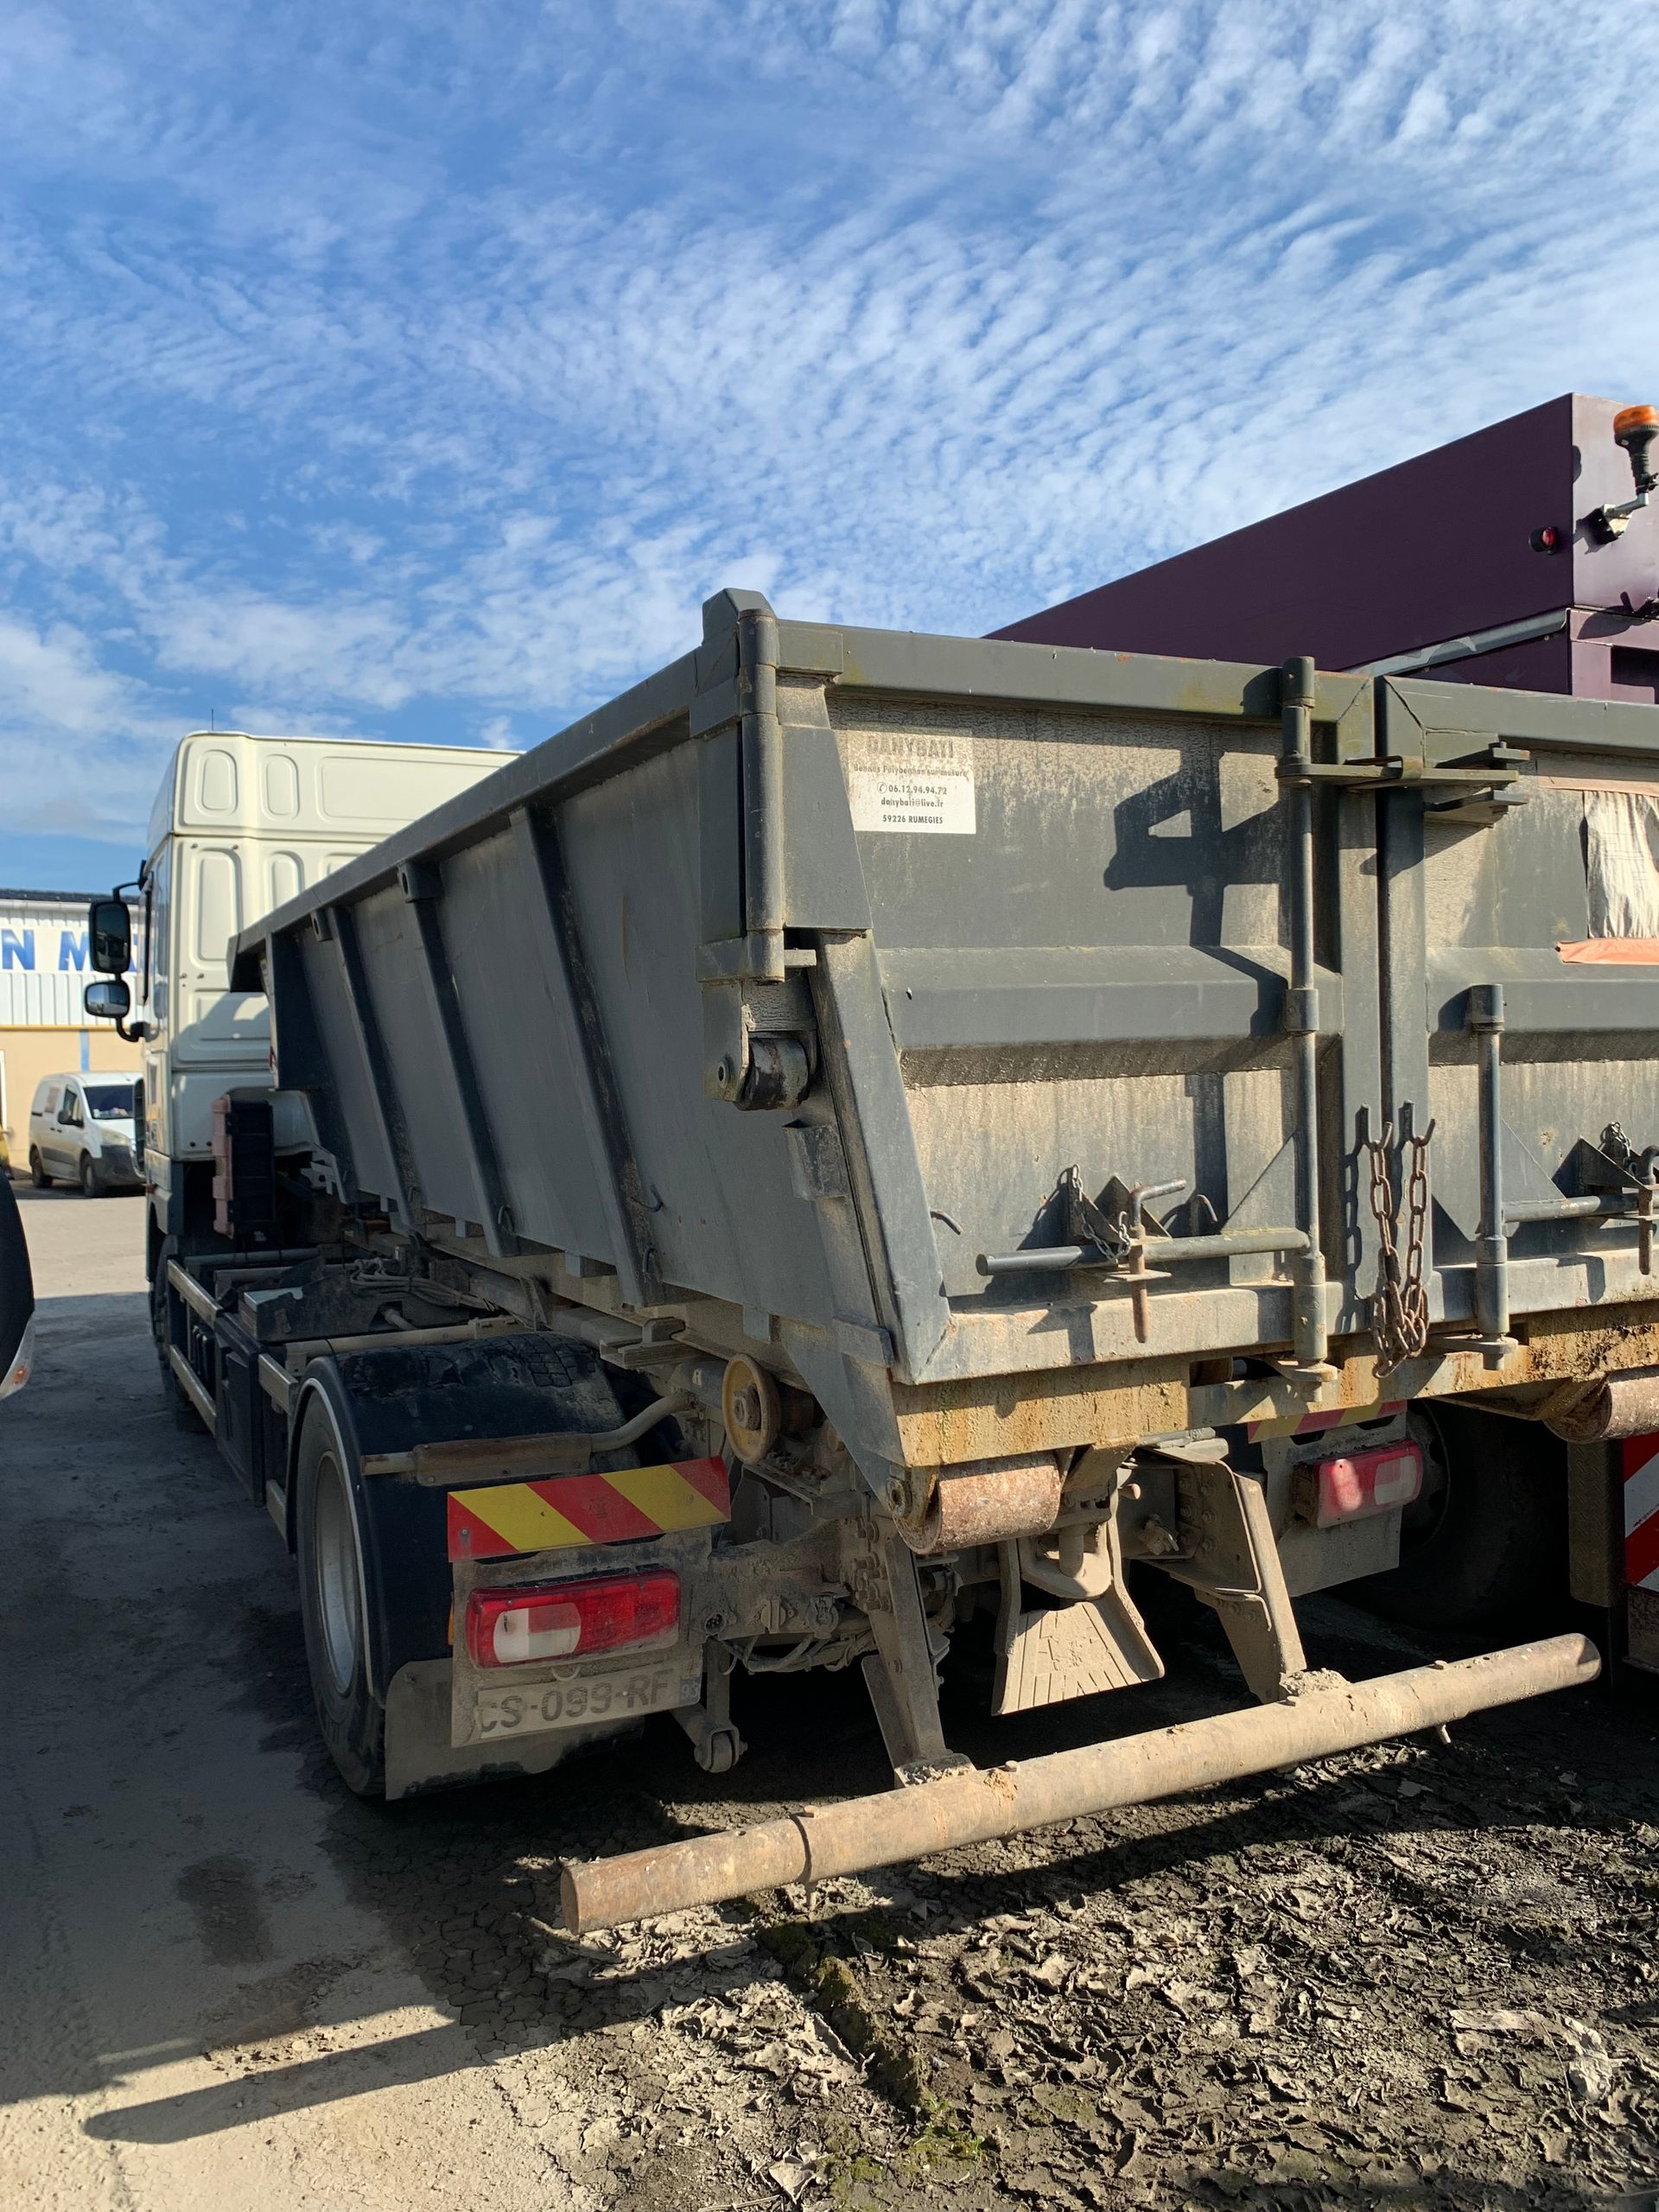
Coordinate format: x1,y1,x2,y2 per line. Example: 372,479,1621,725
1154,1453,1308,1703
859,1523,969,1780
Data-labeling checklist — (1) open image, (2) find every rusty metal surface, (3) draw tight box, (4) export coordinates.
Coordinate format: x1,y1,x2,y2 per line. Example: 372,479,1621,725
556,1633,1599,1932
911,1453,1064,1554
891,1302,1659,1467
359,1389,694,1484
362,1430,594,1480
1545,1365,1659,1440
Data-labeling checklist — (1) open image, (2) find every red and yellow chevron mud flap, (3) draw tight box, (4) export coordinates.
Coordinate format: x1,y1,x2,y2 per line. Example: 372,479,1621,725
447,1457,731,1561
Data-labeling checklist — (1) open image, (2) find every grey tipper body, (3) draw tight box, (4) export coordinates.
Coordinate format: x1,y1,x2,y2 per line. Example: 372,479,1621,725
234,591,1659,1460
115,585,1654,1920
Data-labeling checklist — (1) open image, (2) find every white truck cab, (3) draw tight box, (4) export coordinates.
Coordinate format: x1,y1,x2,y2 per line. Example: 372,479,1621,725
85,729,515,1287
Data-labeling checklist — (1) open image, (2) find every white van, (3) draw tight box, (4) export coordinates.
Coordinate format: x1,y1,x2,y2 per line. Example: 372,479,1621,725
27,1073,143,1197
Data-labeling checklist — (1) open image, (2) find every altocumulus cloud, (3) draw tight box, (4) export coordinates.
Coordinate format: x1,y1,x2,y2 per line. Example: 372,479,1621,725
1,0,1656,871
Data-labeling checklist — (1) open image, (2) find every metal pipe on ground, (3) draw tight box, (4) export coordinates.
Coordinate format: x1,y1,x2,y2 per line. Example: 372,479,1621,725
559,1634,1598,1933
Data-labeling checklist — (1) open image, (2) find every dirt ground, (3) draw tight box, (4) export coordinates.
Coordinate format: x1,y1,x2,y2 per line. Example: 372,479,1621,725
3,1185,1658,2212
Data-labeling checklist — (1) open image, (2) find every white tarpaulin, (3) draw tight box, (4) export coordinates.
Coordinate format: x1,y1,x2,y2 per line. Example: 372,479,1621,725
1583,787,1659,941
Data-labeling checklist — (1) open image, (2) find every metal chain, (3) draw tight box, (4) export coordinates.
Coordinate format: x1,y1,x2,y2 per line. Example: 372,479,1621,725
1603,1120,1637,1173
1364,1119,1436,1373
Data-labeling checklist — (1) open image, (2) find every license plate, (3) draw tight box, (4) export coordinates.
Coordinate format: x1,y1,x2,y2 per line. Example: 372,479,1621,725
472,1663,700,1742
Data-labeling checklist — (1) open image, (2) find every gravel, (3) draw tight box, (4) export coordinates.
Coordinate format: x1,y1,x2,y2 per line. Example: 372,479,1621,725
313,1597,1659,2211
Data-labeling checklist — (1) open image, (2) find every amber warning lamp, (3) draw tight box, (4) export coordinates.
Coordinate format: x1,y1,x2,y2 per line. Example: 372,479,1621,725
1588,404,1659,541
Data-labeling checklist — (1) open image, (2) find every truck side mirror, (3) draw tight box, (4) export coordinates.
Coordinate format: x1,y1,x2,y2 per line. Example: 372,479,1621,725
88,898,132,976
84,977,132,1022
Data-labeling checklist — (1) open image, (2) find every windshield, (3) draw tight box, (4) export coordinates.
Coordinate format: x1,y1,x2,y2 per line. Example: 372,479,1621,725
83,1084,136,1121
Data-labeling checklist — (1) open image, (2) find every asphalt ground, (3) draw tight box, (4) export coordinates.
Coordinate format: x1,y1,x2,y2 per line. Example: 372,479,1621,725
3,1184,1657,2211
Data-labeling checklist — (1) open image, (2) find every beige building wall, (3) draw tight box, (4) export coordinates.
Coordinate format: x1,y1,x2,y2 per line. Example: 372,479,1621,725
0,1027,144,1165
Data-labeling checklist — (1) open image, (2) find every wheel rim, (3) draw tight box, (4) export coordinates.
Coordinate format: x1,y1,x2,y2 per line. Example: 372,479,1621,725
312,1450,364,1696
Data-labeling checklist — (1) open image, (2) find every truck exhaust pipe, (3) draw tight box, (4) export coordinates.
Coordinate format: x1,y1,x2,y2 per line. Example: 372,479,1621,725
558,1634,1598,1933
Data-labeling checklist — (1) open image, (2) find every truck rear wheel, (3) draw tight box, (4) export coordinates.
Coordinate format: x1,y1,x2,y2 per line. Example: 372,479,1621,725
29,1147,51,1189
1357,1402,1565,1633
295,1402,386,1797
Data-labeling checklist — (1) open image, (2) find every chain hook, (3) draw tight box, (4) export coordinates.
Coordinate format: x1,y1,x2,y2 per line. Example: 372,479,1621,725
1364,1117,1436,1375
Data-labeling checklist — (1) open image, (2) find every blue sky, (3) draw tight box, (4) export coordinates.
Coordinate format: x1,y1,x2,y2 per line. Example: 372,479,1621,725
3,1,1657,889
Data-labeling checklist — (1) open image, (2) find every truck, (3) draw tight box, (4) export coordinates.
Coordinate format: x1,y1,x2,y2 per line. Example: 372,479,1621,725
84,448,1659,1931
82,725,516,1386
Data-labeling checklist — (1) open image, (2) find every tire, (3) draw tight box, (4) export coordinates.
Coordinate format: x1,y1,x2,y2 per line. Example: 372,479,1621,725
1357,1402,1566,1633
29,1148,51,1190
79,1154,101,1198
294,1404,386,1797
151,1237,207,1432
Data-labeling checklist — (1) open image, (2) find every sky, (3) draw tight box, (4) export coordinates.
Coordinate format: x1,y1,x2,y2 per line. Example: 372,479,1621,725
3,0,1657,890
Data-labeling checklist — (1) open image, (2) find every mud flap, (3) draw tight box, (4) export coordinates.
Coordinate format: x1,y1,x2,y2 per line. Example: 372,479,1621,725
992,1526,1164,1715
993,1590,1164,1713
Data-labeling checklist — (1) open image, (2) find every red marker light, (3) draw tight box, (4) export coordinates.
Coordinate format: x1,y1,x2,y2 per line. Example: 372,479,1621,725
464,1570,681,1668
1530,524,1563,554
1307,1440,1424,1529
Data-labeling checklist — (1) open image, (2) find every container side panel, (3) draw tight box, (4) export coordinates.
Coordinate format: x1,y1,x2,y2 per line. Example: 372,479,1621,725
830,696,1332,1327
907,1056,1292,1301
559,746,844,1325
349,887,475,1226
834,698,1284,953
293,928,400,1207
1386,677,1659,1330
432,829,611,1261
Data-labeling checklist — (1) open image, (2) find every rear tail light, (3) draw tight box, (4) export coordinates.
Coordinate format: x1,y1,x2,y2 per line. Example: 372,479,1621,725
464,1569,681,1669
1308,1440,1424,1528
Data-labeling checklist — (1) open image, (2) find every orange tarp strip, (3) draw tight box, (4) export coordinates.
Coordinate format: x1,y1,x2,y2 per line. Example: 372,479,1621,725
1555,938,1659,964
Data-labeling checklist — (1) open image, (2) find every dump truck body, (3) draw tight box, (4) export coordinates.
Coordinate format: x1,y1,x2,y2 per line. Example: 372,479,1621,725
89,592,1659,1918
232,599,1659,1436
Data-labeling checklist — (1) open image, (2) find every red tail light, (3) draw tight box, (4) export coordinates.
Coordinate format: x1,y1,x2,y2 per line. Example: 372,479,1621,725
1310,1440,1424,1529
464,1570,681,1669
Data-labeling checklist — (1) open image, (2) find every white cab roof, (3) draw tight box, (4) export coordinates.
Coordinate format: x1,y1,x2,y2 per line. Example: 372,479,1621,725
147,732,520,856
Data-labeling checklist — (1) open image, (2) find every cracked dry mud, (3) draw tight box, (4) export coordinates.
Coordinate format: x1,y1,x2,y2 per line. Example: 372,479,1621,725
5,1191,1658,2211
